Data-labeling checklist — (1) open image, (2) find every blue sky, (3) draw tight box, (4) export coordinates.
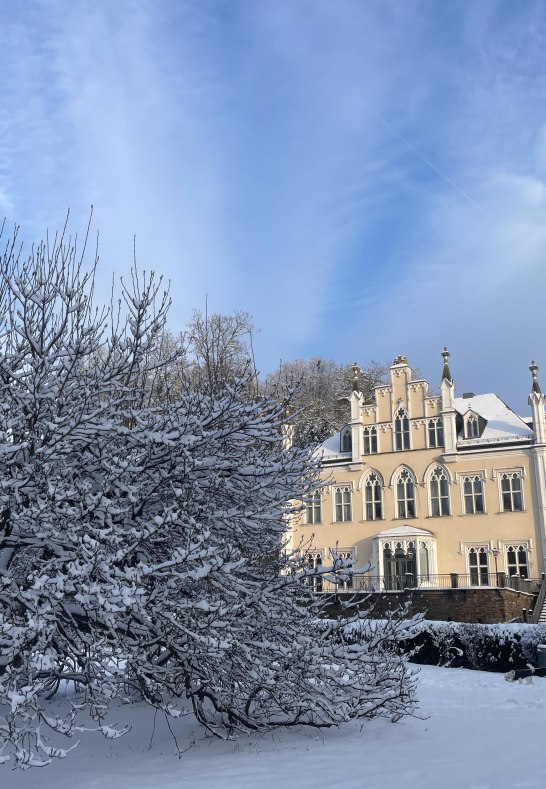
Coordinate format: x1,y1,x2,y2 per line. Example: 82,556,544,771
1,0,546,412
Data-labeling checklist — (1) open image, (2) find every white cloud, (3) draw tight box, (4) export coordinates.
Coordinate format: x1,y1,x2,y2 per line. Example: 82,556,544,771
1,0,546,411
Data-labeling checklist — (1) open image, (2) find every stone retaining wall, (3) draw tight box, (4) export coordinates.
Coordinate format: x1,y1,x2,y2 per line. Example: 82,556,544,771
322,587,537,624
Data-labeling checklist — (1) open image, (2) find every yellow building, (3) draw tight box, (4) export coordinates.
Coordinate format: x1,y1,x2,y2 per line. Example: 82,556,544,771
292,351,546,598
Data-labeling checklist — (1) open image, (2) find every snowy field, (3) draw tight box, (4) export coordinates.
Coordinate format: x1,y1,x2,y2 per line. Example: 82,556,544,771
6,665,546,789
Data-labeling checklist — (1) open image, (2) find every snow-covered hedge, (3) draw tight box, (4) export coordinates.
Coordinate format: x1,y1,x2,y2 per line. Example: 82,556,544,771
344,618,546,672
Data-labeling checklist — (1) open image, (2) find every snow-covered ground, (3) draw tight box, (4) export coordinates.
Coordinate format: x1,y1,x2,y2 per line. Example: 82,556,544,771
8,665,546,789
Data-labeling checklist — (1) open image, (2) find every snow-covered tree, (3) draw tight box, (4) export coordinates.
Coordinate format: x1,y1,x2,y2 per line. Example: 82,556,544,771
0,221,417,768
265,358,388,447
186,306,257,394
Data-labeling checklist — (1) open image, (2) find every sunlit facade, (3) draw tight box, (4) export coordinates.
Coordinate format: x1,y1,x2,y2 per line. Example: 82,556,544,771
292,352,546,595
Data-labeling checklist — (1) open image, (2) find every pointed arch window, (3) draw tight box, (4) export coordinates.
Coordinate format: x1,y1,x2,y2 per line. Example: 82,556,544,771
341,427,352,453
429,466,450,517
466,414,479,438
394,407,410,450
363,426,378,454
396,468,416,518
364,472,382,520
418,541,430,580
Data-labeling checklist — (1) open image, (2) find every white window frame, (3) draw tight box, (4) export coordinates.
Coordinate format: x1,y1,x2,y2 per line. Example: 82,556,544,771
306,550,325,592
394,406,411,451
494,468,526,513
340,427,352,453
363,425,378,454
374,532,437,583
465,544,491,587
464,411,480,439
394,467,417,519
305,490,322,525
332,547,356,591
502,541,532,578
458,471,486,515
427,464,451,518
362,470,383,521
332,484,353,523
427,418,444,449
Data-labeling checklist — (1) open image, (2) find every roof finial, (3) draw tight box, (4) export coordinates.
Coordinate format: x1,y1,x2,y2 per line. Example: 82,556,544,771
351,361,360,392
441,346,453,383
530,360,541,394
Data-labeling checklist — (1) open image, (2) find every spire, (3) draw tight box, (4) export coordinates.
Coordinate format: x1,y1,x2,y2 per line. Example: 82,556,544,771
530,361,542,394
351,362,360,392
441,347,453,383
529,360,546,444
440,347,456,455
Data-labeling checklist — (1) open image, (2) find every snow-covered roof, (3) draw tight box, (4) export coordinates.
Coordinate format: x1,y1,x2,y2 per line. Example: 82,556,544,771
454,393,533,442
314,430,351,461
375,525,433,539
316,391,533,460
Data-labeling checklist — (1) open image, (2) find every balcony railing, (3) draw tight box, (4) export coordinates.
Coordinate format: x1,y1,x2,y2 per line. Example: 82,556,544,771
313,573,542,595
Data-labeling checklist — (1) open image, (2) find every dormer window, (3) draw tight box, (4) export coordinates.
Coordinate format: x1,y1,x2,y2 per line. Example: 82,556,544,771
394,407,410,450
341,427,352,453
465,413,479,438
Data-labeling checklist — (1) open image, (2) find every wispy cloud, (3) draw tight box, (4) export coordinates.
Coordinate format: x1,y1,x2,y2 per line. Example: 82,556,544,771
0,1,545,408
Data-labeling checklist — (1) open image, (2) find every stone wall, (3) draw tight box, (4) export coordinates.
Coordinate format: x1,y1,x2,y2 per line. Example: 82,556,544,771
322,587,537,624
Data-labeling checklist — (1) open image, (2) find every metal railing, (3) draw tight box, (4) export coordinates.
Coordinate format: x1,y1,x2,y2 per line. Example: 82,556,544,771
530,573,546,623
314,573,543,595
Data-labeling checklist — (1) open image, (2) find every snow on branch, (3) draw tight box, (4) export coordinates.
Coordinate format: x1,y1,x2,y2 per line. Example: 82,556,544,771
0,219,417,768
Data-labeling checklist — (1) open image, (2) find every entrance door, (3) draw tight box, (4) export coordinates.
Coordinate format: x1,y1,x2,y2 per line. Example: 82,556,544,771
383,543,417,590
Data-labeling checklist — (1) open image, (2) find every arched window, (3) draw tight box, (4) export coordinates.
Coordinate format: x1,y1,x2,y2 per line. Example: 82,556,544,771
506,545,529,578
394,407,410,450
306,491,322,524
364,472,382,520
428,418,444,448
429,466,450,517
363,426,378,454
468,547,489,586
418,541,430,580
341,428,352,453
396,468,416,518
466,414,479,438
463,475,484,514
334,486,352,522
